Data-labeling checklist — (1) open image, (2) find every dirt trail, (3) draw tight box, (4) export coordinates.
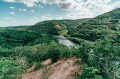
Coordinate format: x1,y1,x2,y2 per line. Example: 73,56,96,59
21,58,83,79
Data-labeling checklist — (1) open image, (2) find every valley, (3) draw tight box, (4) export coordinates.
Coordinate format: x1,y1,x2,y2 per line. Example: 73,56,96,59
0,8,120,79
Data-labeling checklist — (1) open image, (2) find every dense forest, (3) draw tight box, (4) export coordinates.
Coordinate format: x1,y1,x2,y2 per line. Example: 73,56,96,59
0,8,120,79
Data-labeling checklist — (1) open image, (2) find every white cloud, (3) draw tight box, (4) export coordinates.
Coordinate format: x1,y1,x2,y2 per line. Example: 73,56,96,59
23,9,27,11
66,12,93,19
112,1,120,9
33,17,39,20
41,16,53,20
18,9,27,11
30,10,35,13
6,17,15,20
103,0,112,3
3,0,120,11
9,6,15,9
24,17,40,25
10,12,15,15
38,4,43,8
3,0,120,20
3,0,38,7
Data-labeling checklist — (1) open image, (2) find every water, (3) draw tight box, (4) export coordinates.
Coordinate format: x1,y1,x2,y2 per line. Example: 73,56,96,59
54,35,74,47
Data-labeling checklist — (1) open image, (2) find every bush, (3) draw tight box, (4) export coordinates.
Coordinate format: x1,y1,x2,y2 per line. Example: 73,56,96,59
15,41,71,64
78,66,102,79
0,46,14,57
0,57,24,79
75,39,120,78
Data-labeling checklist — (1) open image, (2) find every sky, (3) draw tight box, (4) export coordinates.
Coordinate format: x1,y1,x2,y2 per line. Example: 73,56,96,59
0,0,120,27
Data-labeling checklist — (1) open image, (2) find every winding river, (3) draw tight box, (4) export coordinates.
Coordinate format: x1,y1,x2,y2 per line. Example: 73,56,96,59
54,35,74,47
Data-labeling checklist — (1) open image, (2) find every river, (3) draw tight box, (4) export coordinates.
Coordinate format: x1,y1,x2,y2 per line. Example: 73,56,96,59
54,35,74,47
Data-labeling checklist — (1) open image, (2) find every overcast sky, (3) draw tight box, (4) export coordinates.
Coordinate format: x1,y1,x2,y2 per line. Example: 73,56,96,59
0,0,120,27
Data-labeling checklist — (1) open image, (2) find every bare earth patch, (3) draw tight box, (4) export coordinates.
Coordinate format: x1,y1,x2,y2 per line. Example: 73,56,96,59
56,25,61,29
20,57,82,79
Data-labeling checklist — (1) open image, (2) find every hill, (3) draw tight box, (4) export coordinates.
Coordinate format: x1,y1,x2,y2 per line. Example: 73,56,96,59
67,8,120,44
25,20,67,35
23,19,90,35
59,18,91,29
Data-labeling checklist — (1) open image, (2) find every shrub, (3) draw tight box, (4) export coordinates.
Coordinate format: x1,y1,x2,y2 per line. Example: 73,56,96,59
76,39,120,78
78,66,102,79
0,57,23,79
15,41,71,64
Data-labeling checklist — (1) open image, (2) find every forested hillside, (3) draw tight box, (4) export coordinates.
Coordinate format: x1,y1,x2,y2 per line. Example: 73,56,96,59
23,19,90,35
67,8,120,44
25,20,67,35
59,18,90,29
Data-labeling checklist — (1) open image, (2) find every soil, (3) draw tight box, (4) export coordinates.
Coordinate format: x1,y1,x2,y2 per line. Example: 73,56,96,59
20,57,83,79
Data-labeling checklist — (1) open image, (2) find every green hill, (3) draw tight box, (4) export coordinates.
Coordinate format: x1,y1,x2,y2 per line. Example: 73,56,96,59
23,19,90,35
59,18,91,29
25,20,67,35
67,8,120,44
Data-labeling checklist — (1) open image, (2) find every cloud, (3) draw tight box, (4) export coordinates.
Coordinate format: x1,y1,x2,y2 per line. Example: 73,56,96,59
3,0,120,11
18,9,27,11
6,17,15,20
23,9,27,11
33,17,39,20
30,10,35,13
3,0,120,20
103,0,112,3
38,4,43,8
9,6,15,9
112,1,120,9
66,12,93,19
41,16,52,20
3,0,38,7
10,12,15,14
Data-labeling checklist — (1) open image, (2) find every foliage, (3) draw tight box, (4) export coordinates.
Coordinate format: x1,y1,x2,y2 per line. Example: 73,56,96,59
0,46,13,57
0,57,24,79
78,66,102,79
0,28,42,48
26,20,67,35
59,18,91,29
27,36,58,46
15,41,71,64
76,39,120,79
67,8,120,44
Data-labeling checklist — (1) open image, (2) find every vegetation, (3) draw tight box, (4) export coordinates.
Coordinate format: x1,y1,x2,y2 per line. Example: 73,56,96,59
67,8,120,44
23,19,90,35
59,18,91,29
25,20,67,35
0,28,61,78
1,8,120,79
75,39,120,79
0,57,24,79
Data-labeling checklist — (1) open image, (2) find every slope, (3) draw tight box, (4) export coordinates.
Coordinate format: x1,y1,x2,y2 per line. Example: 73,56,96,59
23,19,90,35
59,18,91,29
67,8,120,44
24,20,67,35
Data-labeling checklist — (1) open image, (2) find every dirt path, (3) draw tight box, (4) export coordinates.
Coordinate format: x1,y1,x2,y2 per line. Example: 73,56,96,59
20,58,83,79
